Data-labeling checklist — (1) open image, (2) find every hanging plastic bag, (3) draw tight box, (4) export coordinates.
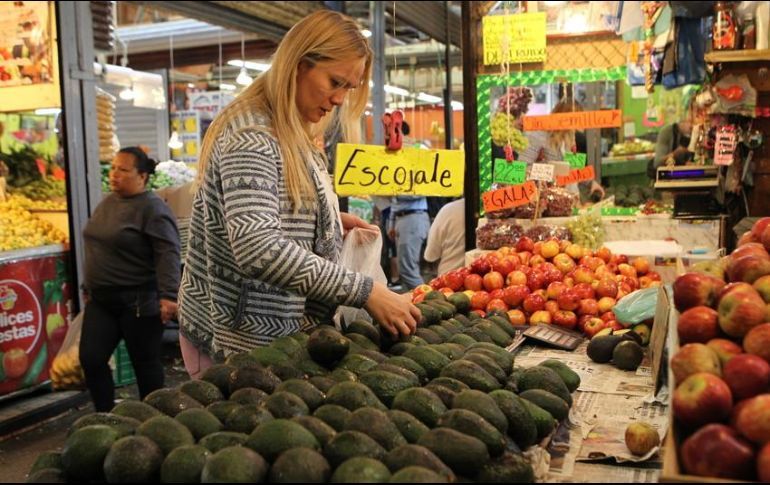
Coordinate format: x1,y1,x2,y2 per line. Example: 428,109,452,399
334,227,388,329
613,286,670,326
50,312,86,390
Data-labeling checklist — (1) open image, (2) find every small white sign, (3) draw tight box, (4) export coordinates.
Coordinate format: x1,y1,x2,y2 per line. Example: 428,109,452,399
529,162,555,182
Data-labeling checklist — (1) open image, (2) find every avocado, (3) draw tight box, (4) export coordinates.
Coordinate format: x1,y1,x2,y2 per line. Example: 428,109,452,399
452,313,473,327
465,348,514,375
521,400,556,441
68,412,141,438
276,379,326,411
295,358,330,377
612,340,644,371
245,419,320,461
248,346,292,367
160,445,209,483
346,333,381,351
594,327,614,338
517,366,573,405
468,312,483,321
174,408,223,440
415,328,444,344
587,334,625,364
201,364,237,397
488,390,538,449
353,349,388,363
110,400,162,422
307,326,350,367
473,321,513,346
428,325,454,342
389,466,449,483
198,431,249,453
137,415,195,456
631,323,652,345
260,390,310,418
462,326,495,343
431,343,466,360
538,359,581,392
374,363,421,386
506,367,524,393
485,309,509,320
224,352,262,369
331,457,391,483
427,303,458,321
467,342,515,367
292,415,337,446
201,446,268,483
178,379,225,406
25,468,66,483
323,430,387,467
487,316,517,337
447,293,471,313
475,451,535,483
388,342,416,356
437,408,507,457
614,328,643,345
325,381,388,412
61,425,119,481
424,290,447,302
330,368,359,383
290,331,310,345
228,387,269,406
423,383,459,408
428,376,470,393
346,320,382,346
403,346,451,379
313,404,352,431
269,334,306,358
206,401,243,423
519,389,570,421
439,320,463,335
309,376,337,394
383,444,455,481
391,387,447,427
269,447,331,483
143,389,203,417
359,370,417,407
386,410,430,444
345,407,407,450
417,427,490,476
337,353,380,376
228,366,282,395
448,333,477,347
461,352,507,384
103,435,163,483
28,451,62,476
223,405,274,434
267,362,307,380
452,390,508,434
439,359,501,392
415,304,441,326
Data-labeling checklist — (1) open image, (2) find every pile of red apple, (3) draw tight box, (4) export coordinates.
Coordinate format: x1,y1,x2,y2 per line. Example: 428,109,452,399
671,217,770,481
413,236,661,338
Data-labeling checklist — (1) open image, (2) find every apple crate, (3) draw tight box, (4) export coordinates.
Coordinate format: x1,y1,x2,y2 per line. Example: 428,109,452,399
112,340,136,387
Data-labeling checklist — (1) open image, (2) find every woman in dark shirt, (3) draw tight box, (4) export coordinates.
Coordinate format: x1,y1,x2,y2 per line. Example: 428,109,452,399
80,146,181,412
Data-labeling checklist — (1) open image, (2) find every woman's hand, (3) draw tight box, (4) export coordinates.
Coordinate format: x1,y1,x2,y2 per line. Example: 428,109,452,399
160,298,178,324
589,180,605,199
341,212,380,243
364,282,420,337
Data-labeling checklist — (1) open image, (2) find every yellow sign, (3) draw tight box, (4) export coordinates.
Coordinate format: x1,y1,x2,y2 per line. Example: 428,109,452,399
483,13,547,65
334,144,464,197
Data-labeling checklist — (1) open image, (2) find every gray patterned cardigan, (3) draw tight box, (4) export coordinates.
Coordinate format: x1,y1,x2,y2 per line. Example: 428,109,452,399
178,111,373,359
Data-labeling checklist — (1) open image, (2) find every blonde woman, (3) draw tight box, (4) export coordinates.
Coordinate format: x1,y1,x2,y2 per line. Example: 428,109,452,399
178,11,420,372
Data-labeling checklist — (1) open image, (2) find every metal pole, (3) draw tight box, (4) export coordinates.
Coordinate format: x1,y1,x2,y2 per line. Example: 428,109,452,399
443,0,453,150
461,1,479,251
370,1,385,144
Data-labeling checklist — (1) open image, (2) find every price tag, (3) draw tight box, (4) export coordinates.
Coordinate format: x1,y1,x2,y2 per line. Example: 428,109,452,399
529,163,554,182
564,153,587,169
493,159,527,185
556,165,596,186
714,130,737,166
482,181,538,213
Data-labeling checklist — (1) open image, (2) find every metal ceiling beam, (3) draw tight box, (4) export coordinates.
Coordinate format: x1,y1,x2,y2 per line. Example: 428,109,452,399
137,1,289,39
125,38,277,70
385,2,461,48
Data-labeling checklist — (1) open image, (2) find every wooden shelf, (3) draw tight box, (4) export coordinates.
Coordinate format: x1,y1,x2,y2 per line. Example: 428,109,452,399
705,49,770,63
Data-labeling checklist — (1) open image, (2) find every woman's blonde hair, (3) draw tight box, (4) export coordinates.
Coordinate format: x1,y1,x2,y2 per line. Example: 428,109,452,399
547,96,582,153
196,10,372,209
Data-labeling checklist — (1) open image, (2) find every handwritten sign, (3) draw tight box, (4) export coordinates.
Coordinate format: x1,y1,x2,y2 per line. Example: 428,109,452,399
529,163,554,182
714,130,736,166
482,181,538,213
556,165,596,186
482,13,547,65
564,153,587,169
522,110,622,131
493,159,527,185
334,143,464,196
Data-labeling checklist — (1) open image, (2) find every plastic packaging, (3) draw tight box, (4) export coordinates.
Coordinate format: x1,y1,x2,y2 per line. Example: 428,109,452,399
476,221,525,250
612,287,670,326
524,225,572,242
542,186,578,217
334,228,387,329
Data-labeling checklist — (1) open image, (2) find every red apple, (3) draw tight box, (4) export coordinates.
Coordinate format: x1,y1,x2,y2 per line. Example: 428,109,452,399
471,291,491,311
558,239,571,252
600,311,616,323
618,263,638,279
583,317,608,338
543,267,564,286
444,271,465,291
430,276,446,290
732,242,770,261
735,394,770,444
507,309,526,325
595,277,618,299
647,271,661,282
624,422,661,456
557,289,581,312
595,246,612,263
506,270,528,287
413,284,432,297
727,254,770,284
412,293,426,304
577,299,599,317
527,270,547,292
470,309,487,318
563,276,575,288
517,251,532,266
529,255,546,267
529,310,552,325
673,272,726,312
552,310,577,330
583,257,604,272
544,300,560,315
470,257,492,275
763,225,770,253
706,338,743,366
680,424,755,480
678,306,721,344
546,282,567,301
515,236,533,252
718,284,766,338
739,230,758,247
631,257,650,275
723,354,770,401
638,276,653,289
464,273,483,292
573,266,594,285
759,442,770,482
491,257,515,277
489,289,504,301
597,297,616,314
671,343,722,384
522,293,546,314
438,287,454,297
608,320,623,331
752,217,770,240
486,298,509,313
552,253,576,274
532,289,547,301
565,244,584,260
754,275,770,304
744,323,770,364
673,372,733,428
541,239,560,259
501,285,528,308
483,271,504,292
574,283,596,300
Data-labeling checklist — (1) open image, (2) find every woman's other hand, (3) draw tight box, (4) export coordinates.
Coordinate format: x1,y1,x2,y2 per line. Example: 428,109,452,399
589,180,605,199
364,282,420,337
160,298,178,324
341,212,378,236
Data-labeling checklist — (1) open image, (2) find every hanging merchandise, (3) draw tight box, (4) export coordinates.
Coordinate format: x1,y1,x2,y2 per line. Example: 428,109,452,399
714,124,737,166
661,18,707,88
641,2,667,92
711,74,757,117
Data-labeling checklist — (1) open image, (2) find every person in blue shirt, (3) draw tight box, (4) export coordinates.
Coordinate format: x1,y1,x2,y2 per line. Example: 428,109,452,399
387,195,430,290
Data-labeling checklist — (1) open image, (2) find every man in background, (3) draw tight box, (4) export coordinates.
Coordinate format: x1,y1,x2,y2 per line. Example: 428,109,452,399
424,198,465,276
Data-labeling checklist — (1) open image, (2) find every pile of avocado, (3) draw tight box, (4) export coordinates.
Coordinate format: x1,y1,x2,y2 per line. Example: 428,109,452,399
605,185,656,208
586,326,649,371
27,290,581,484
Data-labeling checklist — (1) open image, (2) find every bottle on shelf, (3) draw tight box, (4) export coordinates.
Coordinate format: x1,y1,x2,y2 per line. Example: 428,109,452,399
712,1,738,51
742,13,756,50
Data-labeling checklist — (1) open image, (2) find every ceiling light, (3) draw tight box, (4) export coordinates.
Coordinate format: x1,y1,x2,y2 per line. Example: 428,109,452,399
219,83,236,91
236,68,252,86
168,130,183,150
119,85,136,100
361,29,372,38
187,83,195,88
227,59,271,72
417,92,442,103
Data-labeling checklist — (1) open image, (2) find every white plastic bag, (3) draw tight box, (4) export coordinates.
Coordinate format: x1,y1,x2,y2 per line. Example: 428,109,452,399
50,312,85,390
334,227,387,329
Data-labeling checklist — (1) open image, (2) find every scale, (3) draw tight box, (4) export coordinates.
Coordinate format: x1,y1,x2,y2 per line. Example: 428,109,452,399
654,165,723,217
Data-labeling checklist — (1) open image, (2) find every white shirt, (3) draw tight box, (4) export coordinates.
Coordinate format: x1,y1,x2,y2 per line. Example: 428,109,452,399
424,199,466,275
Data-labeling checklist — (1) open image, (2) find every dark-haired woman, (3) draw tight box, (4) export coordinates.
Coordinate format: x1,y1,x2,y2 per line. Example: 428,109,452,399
80,146,181,411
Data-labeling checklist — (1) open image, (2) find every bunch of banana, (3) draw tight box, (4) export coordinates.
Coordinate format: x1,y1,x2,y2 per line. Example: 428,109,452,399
50,347,84,390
